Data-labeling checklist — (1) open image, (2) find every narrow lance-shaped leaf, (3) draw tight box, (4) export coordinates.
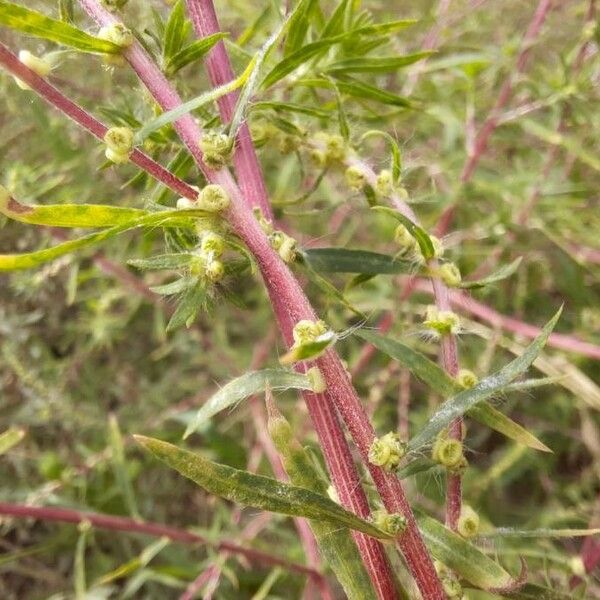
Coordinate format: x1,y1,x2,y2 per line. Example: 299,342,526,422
0,195,146,228
162,0,186,61
166,282,205,333
183,369,313,438
165,33,228,76
481,527,600,539
408,308,562,450
135,436,392,540
284,0,314,56
502,583,573,600
301,248,411,275
0,208,210,272
325,52,434,75
417,511,519,590
135,61,254,143
0,427,26,455
0,2,119,54
229,12,293,142
460,257,523,289
356,331,552,452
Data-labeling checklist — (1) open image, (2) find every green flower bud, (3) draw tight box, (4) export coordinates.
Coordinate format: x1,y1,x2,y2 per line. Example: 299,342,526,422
99,23,134,48
200,231,225,257
424,305,460,336
456,369,478,389
189,255,204,277
278,134,302,154
103,126,134,164
205,259,224,282
457,505,480,539
345,165,367,191
440,262,462,287
375,169,393,197
307,366,327,393
198,184,230,212
309,148,327,168
277,234,297,263
432,437,465,470
199,131,232,169
394,223,416,250
372,509,407,536
292,319,328,345
368,432,407,471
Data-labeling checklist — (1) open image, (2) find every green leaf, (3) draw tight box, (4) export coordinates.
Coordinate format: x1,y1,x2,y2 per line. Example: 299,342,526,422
373,206,434,259
417,512,517,590
166,283,205,332
0,2,120,54
108,414,140,520
460,257,523,289
481,527,600,539
302,248,410,274
408,308,562,450
183,369,313,439
320,0,350,37
0,196,146,228
128,254,195,271
356,331,552,452
149,277,195,295
162,0,186,61
229,15,292,142
0,426,26,455
251,100,330,118
261,34,349,89
284,0,314,56
323,77,412,108
135,435,392,540
135,63,252,143
0,209,207,272
279,331,337,366
360,130,402,184
165,33,228,75
325,52,433,74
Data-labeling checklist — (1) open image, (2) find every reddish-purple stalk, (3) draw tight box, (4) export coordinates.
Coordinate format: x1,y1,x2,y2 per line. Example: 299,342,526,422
186,0,273,221
181,2,401,596
0,502,323,580
2,6,444,595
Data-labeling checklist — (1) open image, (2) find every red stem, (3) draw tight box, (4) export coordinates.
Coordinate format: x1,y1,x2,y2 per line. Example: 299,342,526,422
185,0,273,220
0,502,323,580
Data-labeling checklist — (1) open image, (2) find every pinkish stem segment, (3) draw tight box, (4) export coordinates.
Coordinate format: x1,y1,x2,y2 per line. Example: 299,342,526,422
186,0,273,220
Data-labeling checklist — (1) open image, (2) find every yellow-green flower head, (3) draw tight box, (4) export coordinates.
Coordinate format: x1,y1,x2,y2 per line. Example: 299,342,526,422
440,262,462,287
199,131,232,169
457,505,480,539
345,165,367,191
198,184,230,212
375,169,393,197
368,432,407,471
394,223,415,250
292,319,328,345
200,231,225,257
424,305,460,336
205,259,224,282
99,23,134,48
456,369,478,389
372,509,407,536
103,126,134,164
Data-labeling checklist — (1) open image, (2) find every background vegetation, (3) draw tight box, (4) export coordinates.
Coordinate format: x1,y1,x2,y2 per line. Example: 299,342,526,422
0,0,599,598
